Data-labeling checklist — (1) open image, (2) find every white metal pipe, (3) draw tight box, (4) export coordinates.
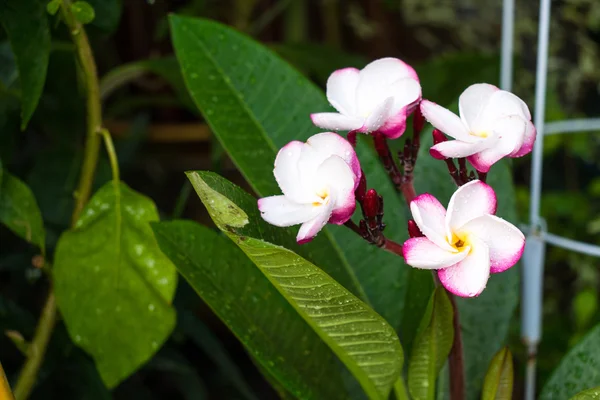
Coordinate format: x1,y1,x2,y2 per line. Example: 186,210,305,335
544,232,600,257
500,0,515,91
544,118,600,135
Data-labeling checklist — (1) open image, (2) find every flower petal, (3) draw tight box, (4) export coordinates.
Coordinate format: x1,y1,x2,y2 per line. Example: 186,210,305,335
403,237,469,269
258,196,321,227
410,194,456,252
307,132,361,179
458,215,525,273
310,113,363,132
378,106,409,139
274,141,318,203
477,90,531,132
314,155,356,212
297,201,335,244
430,138,491,159
326,67,360,115
446,180,497,237
459,83,499,132
510,120,536,158
363,97,393,132
420,100,475,142
438,237,491,297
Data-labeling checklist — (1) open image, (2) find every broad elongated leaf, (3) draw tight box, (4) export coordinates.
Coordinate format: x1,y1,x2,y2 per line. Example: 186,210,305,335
408,287,454,400
481,347,514,400
170,15,410,327
54,181,177,387
182,171,403,399
413,124,519,399
570,387,600,400
0,169,45,251
400,269,435,362
0,0,50,128
541,325,600,399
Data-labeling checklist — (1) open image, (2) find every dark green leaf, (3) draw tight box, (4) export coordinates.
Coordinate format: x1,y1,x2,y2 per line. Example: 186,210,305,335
414,119,519,400
400,269,435,362
0,170,45,251
70,1,95,24
183,171,404,399
170,15,410,328
481,347,514,400
0,0,51,128
541,325,600,399
570,387,600,400
408,287,454,400
53,181,177,387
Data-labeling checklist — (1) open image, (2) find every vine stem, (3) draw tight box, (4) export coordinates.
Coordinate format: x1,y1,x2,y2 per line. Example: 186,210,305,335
13,2,104,399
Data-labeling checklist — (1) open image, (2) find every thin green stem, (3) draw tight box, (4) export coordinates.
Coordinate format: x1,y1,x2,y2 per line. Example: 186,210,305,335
172,181,192,219
13,293,57,400
99,129,120,183
1,360,15,400
393,377,409,400
13,1,105,398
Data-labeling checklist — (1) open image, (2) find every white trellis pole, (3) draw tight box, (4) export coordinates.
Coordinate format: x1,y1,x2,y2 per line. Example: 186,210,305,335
500,0,600,398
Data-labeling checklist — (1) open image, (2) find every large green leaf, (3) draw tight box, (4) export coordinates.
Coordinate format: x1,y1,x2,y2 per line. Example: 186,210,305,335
413,123,520,400
169,15,410,327
180,170,404,399
481,347,514,400
570,387,600,400
0,168,45,252
53,181,178,388
407,287,454,400
541,325,600,399
0,0,51,128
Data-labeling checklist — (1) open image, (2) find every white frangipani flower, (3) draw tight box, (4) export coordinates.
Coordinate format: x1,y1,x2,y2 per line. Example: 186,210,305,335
403,180,525,297
420,83,536,172
311,58,422,139
258,132,361,244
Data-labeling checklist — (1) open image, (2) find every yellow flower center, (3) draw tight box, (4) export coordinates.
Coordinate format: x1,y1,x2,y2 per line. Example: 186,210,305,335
469,131,489,138
313,189,330,207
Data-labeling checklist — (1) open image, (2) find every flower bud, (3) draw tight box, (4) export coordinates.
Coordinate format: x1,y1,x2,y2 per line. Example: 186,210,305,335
432,129,447,145
407,219,423,238
363,189,380,219
412,105,425,135
355,172,367,202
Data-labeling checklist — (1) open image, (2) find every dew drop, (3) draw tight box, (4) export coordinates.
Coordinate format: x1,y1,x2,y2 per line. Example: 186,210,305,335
148,303,155,312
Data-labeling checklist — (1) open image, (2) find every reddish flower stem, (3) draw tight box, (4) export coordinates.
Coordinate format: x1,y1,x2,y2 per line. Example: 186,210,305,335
447,293,465,400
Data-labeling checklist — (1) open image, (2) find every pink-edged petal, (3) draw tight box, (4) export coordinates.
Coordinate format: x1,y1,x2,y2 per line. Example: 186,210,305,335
326,67,360,115
378,106,409,139
296,201,334,244
430,138,491,159
438,237,491,297
329,201,356,225
446,180,497,237
274,141,318,203
458,215,525,273
306,132,361,180
258,196,321,227
403,237,469,269
459,83,499,132
410,194,456,252
420,100,475,142
363,97,393,132
510,120,536,157
386,78,422,115
310,113,363,132
477,90,531,130
314,155,356,210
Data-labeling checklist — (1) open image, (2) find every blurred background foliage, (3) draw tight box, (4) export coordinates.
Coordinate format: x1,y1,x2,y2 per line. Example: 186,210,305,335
0,0,599,398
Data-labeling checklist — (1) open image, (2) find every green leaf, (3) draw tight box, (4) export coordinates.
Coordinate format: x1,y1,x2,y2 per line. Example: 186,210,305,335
481,347,514,400
169,15,411,328
53,181,177,388
400,269,435,362
570,387,600,400
181,170,403,399
71,1,95,24
414,120,519,399
46,0,61,15
0,0,51,129
540,324,600,399
0,170,45,252
408,287,454,400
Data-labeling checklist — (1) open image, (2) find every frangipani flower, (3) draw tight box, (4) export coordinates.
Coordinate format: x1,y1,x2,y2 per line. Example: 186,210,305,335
421,83,536,172
402,180,525,297
311,58,422,139
258,132,361,244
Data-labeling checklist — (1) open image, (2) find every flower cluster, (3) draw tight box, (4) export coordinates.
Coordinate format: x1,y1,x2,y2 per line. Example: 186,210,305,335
257,57,534,297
